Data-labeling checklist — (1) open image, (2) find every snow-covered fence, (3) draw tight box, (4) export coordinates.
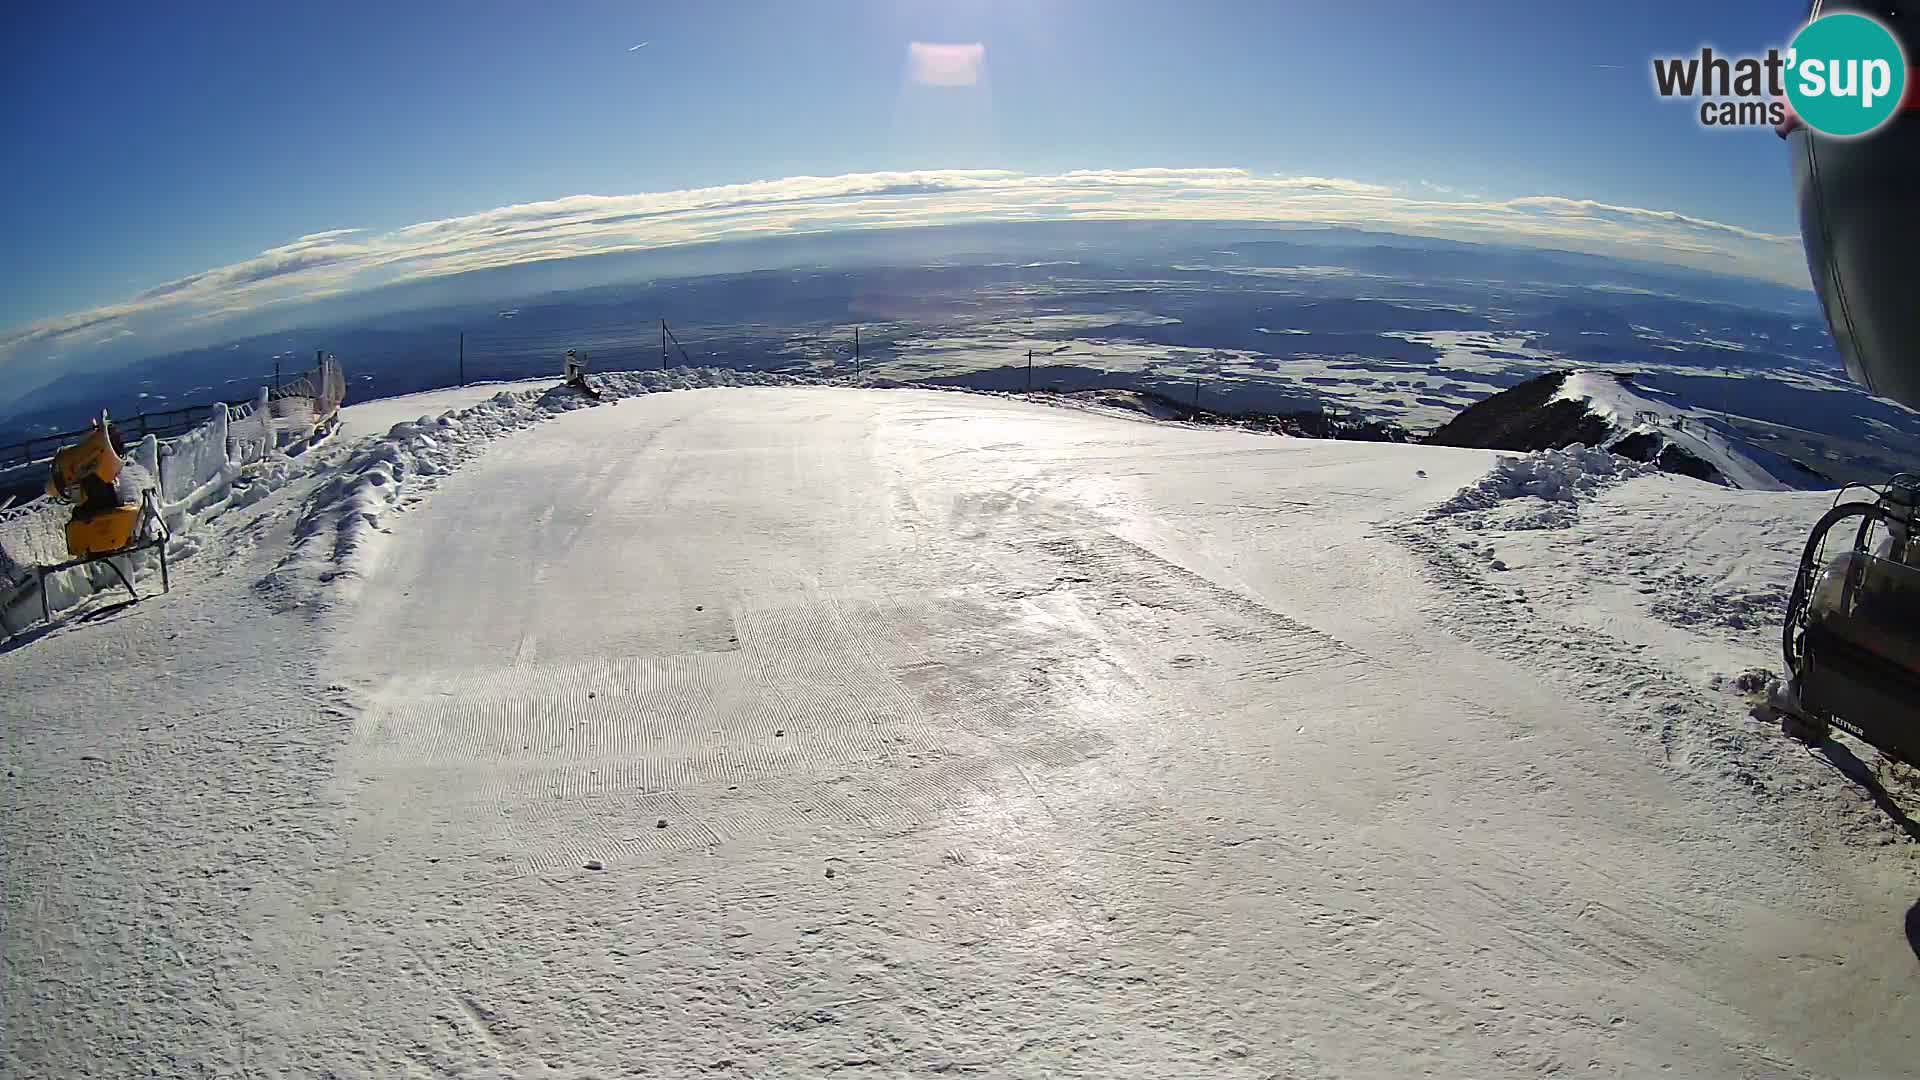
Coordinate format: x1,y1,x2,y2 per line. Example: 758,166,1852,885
226,390,273,465
0,356,350,636
156,361,349,535
0,498,81,634
153,406,238,538
0,499,69,591
158,410,227,503
270,394,318,438
2,411,238,635
272,355,345,421
262,354,344,452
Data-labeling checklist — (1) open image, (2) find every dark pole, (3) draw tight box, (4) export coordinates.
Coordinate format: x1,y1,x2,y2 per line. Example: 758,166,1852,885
661,319,669,369
274,360,280,393
458,332,465,386
854,326,861,377
1193,379,1202,411
1027,349,1034,393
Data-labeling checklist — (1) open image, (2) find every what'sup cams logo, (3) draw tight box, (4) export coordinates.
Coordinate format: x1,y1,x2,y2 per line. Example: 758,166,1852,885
1652,10,1908,136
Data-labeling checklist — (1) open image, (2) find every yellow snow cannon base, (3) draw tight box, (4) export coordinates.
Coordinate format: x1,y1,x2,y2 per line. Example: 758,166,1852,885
65,505,143,558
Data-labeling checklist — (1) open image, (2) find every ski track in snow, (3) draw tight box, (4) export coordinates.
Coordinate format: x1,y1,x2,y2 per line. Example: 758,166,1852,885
1396,487,1910,837
3,383,1916,1078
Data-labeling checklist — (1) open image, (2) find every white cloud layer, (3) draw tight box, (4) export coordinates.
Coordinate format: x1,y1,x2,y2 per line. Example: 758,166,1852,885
1,168,1804,385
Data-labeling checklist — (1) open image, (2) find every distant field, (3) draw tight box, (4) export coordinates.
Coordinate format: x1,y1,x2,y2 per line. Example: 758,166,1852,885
7,227,1913,481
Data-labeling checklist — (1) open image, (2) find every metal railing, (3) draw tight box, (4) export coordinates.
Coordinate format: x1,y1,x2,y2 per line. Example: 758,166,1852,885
0,354,342,476
0,402,247,473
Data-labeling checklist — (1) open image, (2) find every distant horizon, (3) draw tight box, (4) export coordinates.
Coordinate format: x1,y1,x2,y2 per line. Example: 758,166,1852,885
15,214,1915,501
2,222,1855,457
0,171,1815,401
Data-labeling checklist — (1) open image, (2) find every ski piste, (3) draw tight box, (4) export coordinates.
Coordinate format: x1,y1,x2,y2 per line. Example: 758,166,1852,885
4,378,1913,1076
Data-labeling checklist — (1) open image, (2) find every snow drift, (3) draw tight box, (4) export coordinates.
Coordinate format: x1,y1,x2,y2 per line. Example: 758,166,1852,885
1433,443,1655,529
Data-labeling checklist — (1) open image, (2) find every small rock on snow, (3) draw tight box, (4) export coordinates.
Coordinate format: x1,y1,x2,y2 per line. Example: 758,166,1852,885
584,860,605,871
656,818,669,829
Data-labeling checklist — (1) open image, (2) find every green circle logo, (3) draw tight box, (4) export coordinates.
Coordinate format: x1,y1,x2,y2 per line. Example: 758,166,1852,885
1786,12,1908,137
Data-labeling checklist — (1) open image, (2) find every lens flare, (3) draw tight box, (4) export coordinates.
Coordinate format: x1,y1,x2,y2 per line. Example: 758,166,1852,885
908,42,986,87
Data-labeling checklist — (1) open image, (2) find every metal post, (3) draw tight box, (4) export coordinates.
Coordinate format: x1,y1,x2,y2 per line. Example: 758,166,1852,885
854,326,861,377
459,332,465,386
1193,379,1202,411
1027,349,1034,393
662,319,669,369
274,360,280,393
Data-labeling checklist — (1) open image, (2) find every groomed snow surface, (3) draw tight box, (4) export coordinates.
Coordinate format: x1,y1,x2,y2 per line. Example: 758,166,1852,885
4,379,1916,1078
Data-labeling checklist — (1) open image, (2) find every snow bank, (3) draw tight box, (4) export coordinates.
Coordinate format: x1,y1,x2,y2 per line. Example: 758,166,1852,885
1434,444,1655,528
268,367,808,604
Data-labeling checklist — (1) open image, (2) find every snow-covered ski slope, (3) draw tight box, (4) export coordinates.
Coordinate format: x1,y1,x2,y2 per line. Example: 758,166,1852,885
4,383,1916,1078
333,377,556,439
1553,371,1800,491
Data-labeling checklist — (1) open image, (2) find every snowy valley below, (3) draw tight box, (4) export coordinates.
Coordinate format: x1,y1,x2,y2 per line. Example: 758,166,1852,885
3,379,1916,1077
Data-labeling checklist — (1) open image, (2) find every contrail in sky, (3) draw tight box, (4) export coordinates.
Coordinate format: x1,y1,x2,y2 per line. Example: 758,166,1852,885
628,41,650,51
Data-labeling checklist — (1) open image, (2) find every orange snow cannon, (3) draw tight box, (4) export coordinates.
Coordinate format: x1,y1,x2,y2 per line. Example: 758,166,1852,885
46,415,142,558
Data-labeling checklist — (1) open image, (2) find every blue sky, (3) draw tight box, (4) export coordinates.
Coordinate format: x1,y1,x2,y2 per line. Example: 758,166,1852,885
0,0,1816,375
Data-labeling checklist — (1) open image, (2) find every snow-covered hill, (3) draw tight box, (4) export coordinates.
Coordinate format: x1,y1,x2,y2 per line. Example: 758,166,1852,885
1430,370,1834,491
3,382,1914,1077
